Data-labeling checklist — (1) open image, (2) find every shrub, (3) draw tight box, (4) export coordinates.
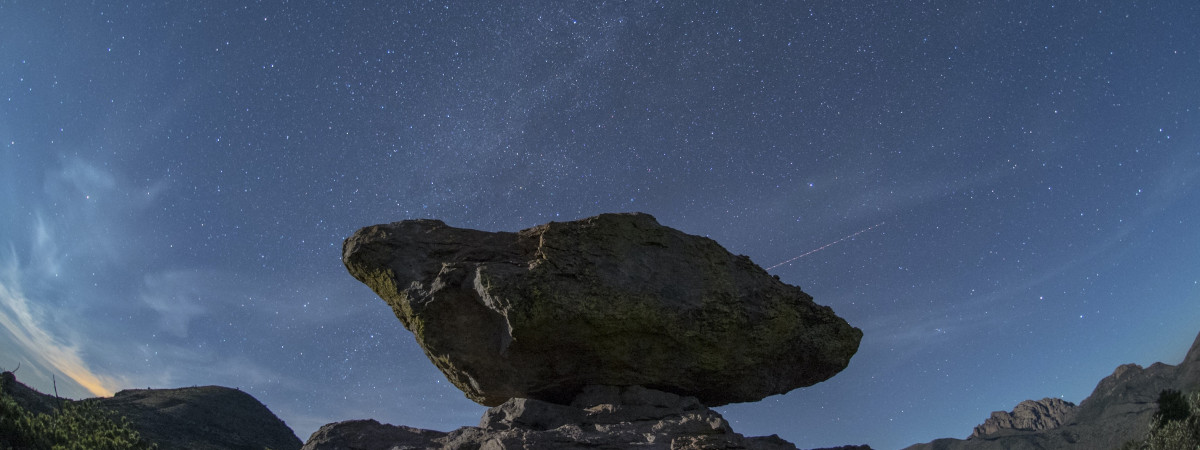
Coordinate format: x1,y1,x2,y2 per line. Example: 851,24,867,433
0,388,156,450
1156,389,1191,427
1121,389,1200,450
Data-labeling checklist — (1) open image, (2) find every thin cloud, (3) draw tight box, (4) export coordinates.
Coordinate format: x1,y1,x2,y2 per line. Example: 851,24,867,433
30,214,62,279
0,276,119,397
0,157,134,398
139,270,209,338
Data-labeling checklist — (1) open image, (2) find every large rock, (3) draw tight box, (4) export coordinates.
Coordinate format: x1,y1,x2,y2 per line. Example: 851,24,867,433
342,212,862,407
302,385,802,450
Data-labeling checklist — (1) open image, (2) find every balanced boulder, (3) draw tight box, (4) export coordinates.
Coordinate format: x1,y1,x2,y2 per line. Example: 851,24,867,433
342,212,861,407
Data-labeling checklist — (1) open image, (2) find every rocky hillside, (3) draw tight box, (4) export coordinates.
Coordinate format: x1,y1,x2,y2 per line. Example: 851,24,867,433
906,330,1200,449
1,371,302,450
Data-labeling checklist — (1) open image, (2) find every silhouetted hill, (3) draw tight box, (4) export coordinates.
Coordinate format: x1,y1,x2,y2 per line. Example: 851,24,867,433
98,385,302,450
1,372,302,450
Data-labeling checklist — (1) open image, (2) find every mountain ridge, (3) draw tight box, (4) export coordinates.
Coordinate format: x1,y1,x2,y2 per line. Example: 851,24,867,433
905,329,1200,449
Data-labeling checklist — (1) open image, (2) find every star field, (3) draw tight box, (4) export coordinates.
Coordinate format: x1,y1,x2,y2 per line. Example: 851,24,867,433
2,2,1199,448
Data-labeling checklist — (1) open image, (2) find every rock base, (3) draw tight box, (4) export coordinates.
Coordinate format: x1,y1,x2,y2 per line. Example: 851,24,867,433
302,385,798,450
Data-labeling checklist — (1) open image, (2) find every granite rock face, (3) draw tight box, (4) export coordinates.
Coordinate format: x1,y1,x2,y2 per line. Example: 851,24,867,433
342,212,862,407
970,398,1076,438
301,385,800,450
904,329,1200,450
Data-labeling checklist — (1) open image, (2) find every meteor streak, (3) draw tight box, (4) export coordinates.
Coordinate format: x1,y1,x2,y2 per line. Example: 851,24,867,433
766,221,886,271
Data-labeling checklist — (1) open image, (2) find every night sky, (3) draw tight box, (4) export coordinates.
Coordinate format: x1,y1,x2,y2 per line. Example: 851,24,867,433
2,2,1199,449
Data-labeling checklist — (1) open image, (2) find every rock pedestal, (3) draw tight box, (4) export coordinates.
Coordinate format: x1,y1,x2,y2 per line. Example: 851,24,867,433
301,386,799,450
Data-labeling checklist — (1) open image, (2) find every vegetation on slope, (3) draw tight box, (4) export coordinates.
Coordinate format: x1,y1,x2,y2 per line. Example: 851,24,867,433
0,372,156,450
1121,389,1200,450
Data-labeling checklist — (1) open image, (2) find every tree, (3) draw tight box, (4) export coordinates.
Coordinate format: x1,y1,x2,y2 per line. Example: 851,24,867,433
1156,389,1191,427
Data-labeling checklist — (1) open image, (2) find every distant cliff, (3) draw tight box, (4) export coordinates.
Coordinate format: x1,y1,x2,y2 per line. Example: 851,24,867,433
970,398,1076,438
905,330,1200,450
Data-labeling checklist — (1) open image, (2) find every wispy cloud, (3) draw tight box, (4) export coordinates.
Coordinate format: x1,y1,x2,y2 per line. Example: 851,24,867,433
0,274,119,397
0,157,137,398
30,214,62,279
139,271,209,338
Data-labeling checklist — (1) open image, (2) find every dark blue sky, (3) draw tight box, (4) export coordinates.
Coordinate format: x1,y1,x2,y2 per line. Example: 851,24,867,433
2,2,1199,448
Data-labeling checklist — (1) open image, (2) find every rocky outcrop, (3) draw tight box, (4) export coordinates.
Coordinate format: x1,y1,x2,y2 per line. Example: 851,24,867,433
905,329,1200,450
302,385,800,450
342,212,862,407
970,398,1075,438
